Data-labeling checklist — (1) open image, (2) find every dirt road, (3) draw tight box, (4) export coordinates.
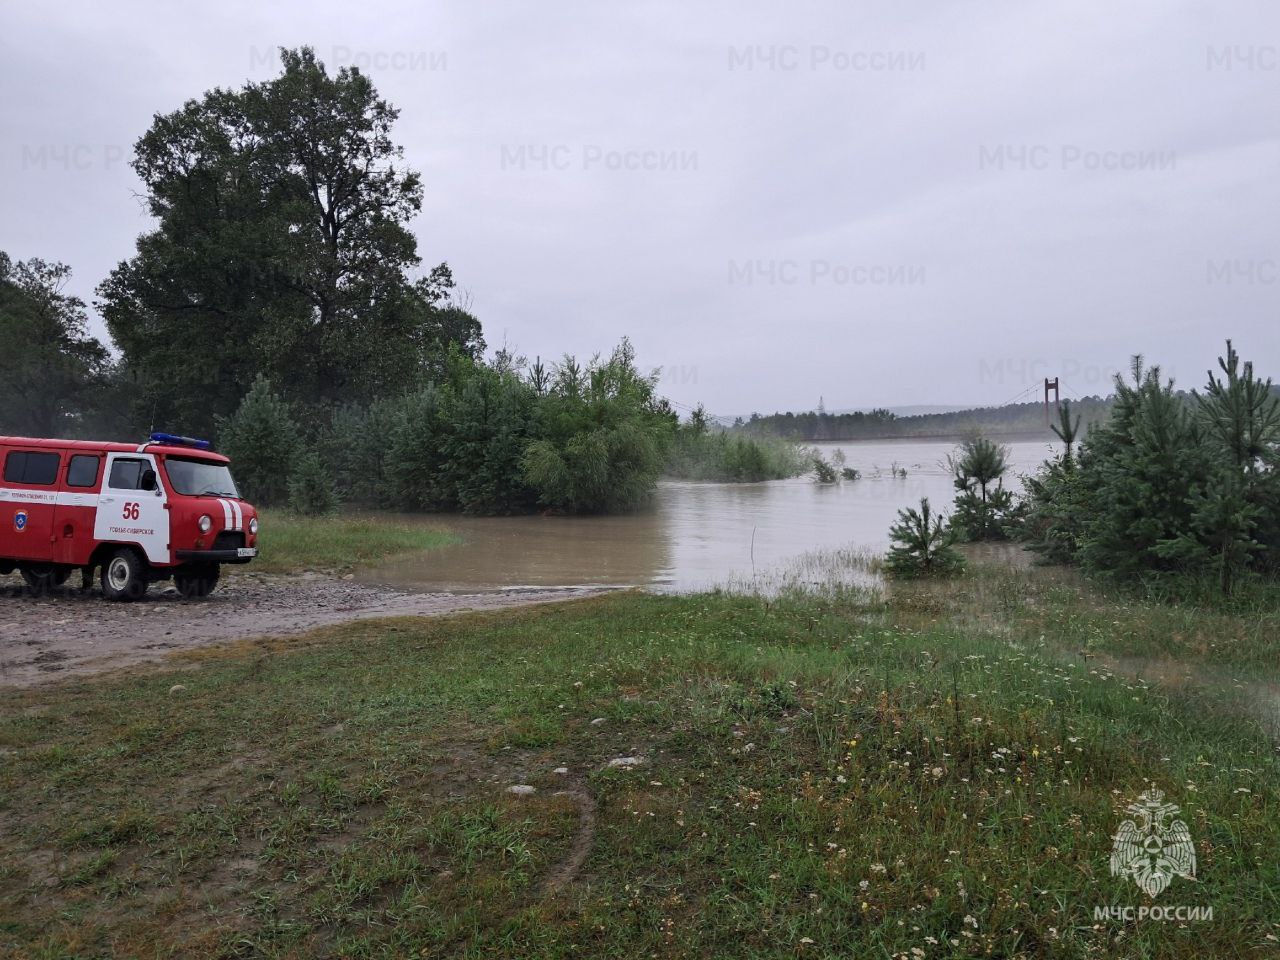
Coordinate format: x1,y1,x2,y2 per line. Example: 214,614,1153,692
0,573,604,687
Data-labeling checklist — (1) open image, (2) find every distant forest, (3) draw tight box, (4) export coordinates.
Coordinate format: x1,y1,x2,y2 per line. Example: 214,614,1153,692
735,396,1116,441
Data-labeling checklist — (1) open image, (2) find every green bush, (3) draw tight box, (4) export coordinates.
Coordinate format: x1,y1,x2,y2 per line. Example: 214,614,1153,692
314,343,678,516
1019,342,1280,596
288,451,337,516
439,364,539,515
812,455,838,484
948,434,1014,542
885,497,965,579
665,409,810,482
384,383,449,511
323,399,401,508
218,376,299,506
522,340,674,513
1020,451,1088,564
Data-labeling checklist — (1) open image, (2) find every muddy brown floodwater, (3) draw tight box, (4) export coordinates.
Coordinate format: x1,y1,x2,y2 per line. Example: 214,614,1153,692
362,438,1055,593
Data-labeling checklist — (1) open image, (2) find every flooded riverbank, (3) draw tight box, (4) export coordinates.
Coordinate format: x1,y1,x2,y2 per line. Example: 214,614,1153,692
361,438,1058,593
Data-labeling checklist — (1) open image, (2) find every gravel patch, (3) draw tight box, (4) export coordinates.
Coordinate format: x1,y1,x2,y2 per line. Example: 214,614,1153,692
0,573,604,687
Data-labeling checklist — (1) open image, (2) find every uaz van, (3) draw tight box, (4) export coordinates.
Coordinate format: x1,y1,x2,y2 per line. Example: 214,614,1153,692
0,433,258,600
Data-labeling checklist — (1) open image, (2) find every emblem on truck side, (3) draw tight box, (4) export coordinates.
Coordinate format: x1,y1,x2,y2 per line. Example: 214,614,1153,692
13,510,27,532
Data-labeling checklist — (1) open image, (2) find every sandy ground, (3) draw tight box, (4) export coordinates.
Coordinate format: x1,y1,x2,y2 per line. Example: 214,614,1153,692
0,573,605,687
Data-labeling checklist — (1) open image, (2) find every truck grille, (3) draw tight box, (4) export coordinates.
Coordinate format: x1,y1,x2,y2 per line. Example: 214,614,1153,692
213,531,245,551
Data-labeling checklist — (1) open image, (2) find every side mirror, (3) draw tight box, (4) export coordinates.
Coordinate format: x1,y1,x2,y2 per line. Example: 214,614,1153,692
141,468,158,492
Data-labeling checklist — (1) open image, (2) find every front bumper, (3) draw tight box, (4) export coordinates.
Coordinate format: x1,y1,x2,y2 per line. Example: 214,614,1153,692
175,547,257,564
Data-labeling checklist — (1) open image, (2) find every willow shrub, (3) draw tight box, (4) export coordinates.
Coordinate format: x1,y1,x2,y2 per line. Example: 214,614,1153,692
667,420,811,482
521,340,674,513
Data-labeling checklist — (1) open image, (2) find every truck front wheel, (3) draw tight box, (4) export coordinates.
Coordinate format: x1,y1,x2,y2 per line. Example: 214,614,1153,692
174,565,220,599
101,549,148,602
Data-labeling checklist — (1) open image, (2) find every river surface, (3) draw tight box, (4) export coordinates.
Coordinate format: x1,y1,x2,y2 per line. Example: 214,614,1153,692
361,438,1059,594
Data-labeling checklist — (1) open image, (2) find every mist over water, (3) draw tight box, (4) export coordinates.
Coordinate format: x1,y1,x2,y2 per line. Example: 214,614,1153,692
362,438,1056,593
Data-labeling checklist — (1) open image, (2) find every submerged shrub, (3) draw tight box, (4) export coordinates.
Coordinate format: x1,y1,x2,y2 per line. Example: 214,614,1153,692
665,415,809,482
812,455,838,484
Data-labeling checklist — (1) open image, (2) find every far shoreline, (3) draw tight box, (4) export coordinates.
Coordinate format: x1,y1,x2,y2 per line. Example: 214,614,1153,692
802,430,1059,444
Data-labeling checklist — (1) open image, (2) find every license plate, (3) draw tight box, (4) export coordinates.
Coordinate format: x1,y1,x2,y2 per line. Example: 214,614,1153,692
237,547,257,558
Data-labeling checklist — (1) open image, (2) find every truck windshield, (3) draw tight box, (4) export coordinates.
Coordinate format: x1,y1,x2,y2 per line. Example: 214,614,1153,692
164,457,241,498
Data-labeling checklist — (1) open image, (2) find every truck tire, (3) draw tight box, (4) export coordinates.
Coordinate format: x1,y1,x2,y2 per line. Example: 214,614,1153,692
101,548,148,602
174,565,220,599
19,564,70,598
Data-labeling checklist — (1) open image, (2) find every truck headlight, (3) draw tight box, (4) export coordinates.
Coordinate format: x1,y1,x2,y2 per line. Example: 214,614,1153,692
249,517,258,536
198,514,212,533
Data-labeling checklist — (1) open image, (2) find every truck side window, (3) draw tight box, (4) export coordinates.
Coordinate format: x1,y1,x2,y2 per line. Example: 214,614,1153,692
108,458,147,491
3,451,61,485
67,455,101,488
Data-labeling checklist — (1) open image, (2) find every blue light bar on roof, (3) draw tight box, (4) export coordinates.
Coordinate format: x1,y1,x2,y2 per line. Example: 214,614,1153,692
150,432,212,451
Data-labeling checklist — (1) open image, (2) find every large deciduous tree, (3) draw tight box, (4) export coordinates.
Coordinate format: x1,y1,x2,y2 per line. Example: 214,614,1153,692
98,47,481,437
0,252,110,437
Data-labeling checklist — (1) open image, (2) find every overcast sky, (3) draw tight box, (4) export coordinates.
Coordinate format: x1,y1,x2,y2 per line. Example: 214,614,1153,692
2,0,1276,416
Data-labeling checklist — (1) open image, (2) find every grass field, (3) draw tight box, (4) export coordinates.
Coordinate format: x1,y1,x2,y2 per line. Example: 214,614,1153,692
247,512,459,575
1,564,1278,957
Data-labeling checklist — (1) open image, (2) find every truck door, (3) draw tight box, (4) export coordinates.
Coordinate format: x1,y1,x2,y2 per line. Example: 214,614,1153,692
0,448,63,561
94,453,170,564
53,453,104,565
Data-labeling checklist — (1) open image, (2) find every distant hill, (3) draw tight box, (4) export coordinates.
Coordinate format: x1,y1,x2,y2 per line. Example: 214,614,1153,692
736,396,1113,441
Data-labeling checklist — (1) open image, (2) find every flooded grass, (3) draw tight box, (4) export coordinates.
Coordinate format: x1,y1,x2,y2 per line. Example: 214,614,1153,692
718,544,884,600
2,569,1279,956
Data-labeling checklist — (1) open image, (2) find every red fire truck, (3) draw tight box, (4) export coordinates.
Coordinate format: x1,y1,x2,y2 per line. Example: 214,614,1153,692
0,433,258,600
